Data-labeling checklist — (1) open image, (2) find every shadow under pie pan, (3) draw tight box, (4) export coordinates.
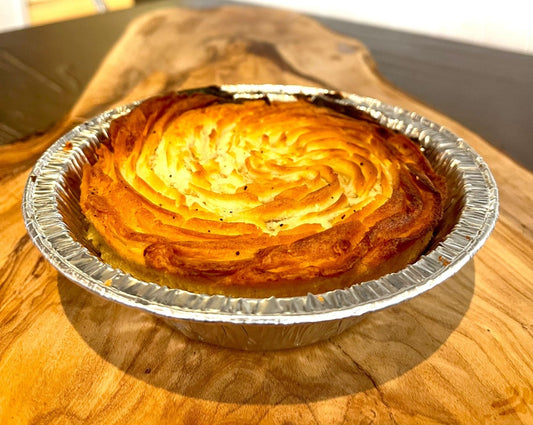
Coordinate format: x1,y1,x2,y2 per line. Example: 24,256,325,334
22,84,499,350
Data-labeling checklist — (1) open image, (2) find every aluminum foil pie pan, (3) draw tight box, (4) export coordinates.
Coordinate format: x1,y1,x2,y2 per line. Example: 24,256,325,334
22,84,499,350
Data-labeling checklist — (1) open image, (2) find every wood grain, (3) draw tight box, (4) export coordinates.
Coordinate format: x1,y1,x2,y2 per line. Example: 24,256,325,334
0,6,532,424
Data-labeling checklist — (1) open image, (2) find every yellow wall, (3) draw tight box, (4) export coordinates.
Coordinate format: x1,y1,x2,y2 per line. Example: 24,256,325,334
28,0,134,26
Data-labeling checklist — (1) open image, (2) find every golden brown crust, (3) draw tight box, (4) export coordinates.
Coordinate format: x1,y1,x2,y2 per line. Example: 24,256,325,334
80,91,446,297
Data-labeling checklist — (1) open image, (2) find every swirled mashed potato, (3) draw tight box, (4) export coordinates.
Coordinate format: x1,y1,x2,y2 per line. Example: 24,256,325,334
80,90,446,297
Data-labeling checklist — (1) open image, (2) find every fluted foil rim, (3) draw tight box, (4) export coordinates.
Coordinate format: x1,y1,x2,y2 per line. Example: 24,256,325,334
22,84,499,326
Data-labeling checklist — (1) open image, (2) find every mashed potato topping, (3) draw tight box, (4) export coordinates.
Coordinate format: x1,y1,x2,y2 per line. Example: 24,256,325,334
80,91,446,297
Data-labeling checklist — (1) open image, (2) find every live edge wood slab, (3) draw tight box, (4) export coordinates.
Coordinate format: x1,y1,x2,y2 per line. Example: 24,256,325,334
0,6,531,424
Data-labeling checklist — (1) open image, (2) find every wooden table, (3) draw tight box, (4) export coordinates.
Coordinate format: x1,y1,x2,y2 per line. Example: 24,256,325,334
1,4,532,424
1,0,532,172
